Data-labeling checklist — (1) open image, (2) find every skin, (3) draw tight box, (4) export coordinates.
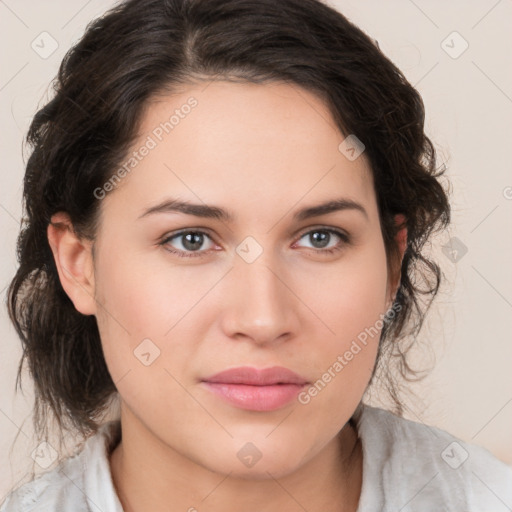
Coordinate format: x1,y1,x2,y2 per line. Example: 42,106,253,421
48,81,407,512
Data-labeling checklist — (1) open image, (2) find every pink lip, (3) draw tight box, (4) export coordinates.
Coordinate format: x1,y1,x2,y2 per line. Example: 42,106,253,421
201,366,308,412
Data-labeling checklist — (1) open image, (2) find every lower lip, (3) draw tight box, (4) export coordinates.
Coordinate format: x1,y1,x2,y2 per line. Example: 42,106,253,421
202,382,306,411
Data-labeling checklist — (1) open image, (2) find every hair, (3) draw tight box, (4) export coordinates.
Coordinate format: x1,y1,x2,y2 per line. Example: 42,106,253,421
7,0,450,442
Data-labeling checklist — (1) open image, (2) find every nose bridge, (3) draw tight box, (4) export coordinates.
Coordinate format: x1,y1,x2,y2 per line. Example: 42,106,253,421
239,253,282,306
221,247,298,343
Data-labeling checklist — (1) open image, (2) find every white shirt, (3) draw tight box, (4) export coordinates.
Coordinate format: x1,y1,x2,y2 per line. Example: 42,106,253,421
1,404,511,511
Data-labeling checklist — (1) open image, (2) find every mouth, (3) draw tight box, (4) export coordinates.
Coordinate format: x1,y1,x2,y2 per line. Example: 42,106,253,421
201,366,309,412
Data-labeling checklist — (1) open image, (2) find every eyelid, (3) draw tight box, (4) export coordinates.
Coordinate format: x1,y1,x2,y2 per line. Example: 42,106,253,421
294,224,349,240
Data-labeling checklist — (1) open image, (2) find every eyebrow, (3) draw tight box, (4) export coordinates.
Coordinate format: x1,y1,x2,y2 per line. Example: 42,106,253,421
138,197,368,222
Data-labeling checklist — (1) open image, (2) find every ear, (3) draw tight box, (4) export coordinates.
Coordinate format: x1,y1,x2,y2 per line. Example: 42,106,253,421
47,212,97,316
386,213,408,309
394,213,407,257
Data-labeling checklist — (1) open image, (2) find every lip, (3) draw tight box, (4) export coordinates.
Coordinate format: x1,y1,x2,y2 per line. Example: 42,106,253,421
201,366,308,412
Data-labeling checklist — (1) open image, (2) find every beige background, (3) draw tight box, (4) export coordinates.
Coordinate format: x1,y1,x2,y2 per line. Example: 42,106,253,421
1,0,511,499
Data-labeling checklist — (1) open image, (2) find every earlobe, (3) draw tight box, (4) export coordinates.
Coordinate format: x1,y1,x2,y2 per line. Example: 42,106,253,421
47,212,97,316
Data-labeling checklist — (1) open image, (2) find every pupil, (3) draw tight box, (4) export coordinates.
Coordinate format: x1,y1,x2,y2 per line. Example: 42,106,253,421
184,232,203,251
311,231,329,248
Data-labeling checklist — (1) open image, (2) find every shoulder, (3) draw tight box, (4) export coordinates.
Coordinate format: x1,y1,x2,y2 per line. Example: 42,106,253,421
355,404,512,512
0,421,123,512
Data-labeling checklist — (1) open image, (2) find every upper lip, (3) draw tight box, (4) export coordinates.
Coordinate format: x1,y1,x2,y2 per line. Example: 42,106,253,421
202,366,308,386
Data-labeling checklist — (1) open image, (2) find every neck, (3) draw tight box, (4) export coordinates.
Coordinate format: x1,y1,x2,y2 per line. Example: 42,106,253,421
109,405,362,512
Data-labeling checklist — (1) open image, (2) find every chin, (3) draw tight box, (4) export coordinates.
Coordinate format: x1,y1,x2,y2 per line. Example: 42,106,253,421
202,440,310,481
224,459,304,481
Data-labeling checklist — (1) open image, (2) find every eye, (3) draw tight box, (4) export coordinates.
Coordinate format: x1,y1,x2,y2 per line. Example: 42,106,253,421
159,227,350,259
293,227,350,255
159,230,216,258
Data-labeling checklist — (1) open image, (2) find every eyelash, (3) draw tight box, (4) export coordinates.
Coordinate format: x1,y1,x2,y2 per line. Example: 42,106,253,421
159,227,350,259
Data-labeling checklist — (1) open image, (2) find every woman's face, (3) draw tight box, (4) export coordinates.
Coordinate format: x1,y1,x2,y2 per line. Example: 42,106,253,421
89,81,401,478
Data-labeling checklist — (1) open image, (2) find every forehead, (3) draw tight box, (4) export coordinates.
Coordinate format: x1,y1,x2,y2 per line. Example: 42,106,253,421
105,81,377,224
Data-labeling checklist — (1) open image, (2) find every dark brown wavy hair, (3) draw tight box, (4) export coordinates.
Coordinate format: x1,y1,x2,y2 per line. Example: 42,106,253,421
7,0,450,441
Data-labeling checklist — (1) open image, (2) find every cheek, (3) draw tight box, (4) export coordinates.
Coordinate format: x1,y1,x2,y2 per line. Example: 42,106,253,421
94,236,193,332
92,248,173,379
298,236,389,344
294,239,388,411
92,245,221,386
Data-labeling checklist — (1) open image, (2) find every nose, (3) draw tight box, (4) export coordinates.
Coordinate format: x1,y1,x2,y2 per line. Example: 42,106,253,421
219,253,301,346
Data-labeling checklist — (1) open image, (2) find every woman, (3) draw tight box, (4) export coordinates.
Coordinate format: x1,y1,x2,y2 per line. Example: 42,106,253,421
2,0,510,510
